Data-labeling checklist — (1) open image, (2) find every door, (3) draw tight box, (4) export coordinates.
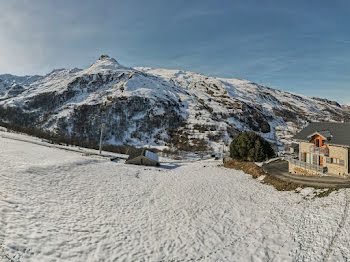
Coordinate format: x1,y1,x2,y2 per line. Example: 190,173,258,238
319,156,323,166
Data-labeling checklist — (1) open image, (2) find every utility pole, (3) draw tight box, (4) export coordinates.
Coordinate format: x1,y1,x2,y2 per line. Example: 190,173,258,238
99,101,108,155
222,142,225,158
99,123,105,155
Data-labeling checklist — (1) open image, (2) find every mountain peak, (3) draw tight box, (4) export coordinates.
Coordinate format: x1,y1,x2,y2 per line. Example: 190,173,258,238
98,54,117,63
86,55,126,73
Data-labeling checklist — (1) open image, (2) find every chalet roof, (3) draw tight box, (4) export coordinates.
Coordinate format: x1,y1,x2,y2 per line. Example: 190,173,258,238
293,122,350,147
306,130,332,140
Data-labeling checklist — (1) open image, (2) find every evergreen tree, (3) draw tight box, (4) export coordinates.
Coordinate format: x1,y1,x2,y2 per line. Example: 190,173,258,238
229,131,275,162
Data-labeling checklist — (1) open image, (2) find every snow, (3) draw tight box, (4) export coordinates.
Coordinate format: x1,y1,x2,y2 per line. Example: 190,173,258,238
1,133,350,261
0,131,128,160
83,56,130,75
0,55,347,153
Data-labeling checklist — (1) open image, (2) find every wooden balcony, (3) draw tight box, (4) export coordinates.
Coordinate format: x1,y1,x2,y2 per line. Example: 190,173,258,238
309,145,329,156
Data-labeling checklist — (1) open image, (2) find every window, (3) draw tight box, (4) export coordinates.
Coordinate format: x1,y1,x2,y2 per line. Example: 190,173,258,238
306,153,310,163
321,140,325,147
331,158,342,165
311,154,315,165
316,139,320,147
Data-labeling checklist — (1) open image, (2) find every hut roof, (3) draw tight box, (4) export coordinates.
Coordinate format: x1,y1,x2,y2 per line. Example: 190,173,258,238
126,149,145,161
126,149,159,163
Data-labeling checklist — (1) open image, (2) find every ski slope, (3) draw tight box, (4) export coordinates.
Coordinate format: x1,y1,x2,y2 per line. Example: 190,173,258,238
1,134,350,261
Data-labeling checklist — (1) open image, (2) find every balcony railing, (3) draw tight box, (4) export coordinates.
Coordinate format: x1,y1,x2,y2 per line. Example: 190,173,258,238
287,157,328,174
309,145,329,156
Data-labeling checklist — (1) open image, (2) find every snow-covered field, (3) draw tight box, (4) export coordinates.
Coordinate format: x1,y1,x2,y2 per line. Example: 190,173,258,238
1,134,350,262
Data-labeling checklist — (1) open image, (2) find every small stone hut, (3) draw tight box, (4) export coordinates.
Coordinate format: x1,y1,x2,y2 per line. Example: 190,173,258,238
125,149,160,166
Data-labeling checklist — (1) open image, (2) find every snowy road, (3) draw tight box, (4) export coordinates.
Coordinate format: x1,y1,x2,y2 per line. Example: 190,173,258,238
1,136,350,261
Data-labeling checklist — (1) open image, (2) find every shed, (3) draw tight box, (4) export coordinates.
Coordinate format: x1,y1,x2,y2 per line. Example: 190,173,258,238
125,149,160,166
285,143,299,154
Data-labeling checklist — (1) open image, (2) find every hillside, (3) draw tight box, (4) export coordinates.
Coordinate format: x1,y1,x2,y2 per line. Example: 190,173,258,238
1,132,350,261
343,105,350,114
0,55,348,152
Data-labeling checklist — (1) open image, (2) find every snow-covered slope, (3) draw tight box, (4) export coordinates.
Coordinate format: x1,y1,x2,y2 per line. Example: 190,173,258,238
1,133,350,261
343,104,350,114
0,55,348,151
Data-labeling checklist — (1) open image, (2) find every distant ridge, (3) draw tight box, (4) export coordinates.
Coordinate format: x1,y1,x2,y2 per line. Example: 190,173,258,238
0,55,349,152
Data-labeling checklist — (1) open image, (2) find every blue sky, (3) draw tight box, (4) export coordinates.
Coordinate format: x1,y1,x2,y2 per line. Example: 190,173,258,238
1,0,350,104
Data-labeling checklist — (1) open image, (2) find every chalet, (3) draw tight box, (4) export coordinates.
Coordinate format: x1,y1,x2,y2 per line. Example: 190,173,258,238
288,122,350,176
125,149,160,166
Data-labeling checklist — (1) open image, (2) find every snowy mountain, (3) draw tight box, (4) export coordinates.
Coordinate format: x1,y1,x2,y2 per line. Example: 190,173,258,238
0,55,348,152
343,104,350,113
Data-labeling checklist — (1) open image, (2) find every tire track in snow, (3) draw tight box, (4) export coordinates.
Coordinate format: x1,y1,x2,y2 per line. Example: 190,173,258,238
0,138,33,261
150,166,197,261
0,137,23,261
147,163,213,261
194,175,288,261
291,189,350,262
147,171,158,260
0,201,12,262
291,195,315,262
163,168,293,262
183,183,328,262
266,191,315,262
267,214,297,262
0,177,31,261
322,189,350,262
195,202,291,262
